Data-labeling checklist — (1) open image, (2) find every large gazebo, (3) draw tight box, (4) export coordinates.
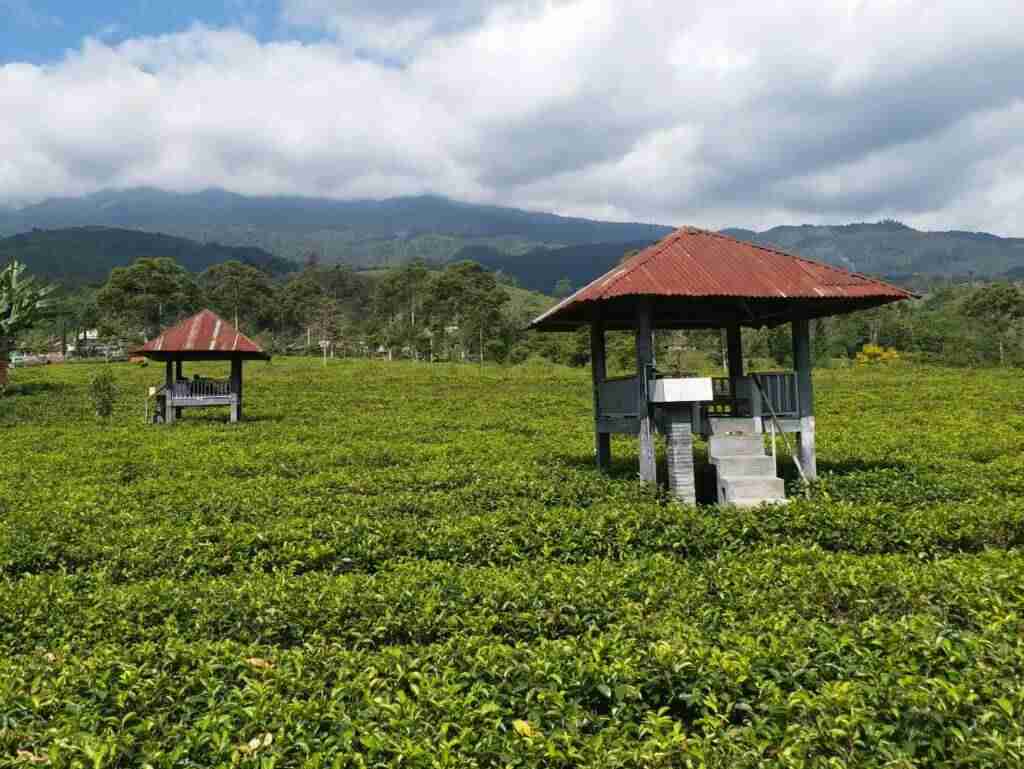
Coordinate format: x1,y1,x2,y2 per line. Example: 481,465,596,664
530,227,914,504
134,309,270,423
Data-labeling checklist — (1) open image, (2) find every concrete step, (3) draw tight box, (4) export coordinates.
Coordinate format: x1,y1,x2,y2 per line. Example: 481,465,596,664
708,434,765,458
708,417,760,436
711,454,776,477
720,476,786,505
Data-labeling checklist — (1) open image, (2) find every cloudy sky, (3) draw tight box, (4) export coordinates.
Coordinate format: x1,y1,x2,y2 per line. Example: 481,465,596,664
1,0,1023,234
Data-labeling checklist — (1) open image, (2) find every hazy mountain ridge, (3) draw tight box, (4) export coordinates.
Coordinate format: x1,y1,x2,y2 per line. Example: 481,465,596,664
3,190,1024,292
720,222,1024,278
0,226,295,285
459,241,655,295
0,188,674,266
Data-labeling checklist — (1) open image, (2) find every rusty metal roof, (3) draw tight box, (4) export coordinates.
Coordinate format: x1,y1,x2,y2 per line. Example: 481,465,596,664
136,309,270,360
531,227,916,331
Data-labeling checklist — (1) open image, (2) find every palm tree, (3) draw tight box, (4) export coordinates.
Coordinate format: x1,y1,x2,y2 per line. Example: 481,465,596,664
1,260,56,390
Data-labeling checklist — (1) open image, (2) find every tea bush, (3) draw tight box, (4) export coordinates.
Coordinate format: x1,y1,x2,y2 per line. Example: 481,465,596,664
88,367,118,418
2,359,1024,767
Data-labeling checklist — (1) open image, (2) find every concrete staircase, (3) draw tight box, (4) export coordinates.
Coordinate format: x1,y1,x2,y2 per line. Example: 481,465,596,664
708,418,786,507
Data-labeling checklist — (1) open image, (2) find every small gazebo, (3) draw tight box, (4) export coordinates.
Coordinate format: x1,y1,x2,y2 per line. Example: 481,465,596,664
530,227,914,505
135,309,270,423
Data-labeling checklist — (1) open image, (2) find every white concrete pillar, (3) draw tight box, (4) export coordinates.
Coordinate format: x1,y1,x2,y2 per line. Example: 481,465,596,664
791,318,817,480
663,405,696,504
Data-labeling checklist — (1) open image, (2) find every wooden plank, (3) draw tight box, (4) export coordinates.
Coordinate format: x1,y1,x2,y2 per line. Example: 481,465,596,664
597,377,639,417
635,298,657,484
168,397,236,408
590,315,611,471
596,417,640,435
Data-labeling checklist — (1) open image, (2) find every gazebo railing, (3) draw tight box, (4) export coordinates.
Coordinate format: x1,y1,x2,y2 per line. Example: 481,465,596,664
597,375,640,418
755,372,799,417
163,378,234,400
708,372,799,419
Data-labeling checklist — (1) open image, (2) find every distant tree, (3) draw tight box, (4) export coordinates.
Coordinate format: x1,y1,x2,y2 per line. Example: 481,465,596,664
553,277,573,297
311,296,345,347
0,259,56,389
370,260,432,358
96,258,201,340
304,250,321,270
60,290,101,352
424,261,508,362
962,282,1024,365
199,261,276,331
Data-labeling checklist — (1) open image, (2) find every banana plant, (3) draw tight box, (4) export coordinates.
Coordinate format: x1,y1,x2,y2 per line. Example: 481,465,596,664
0,259,56,388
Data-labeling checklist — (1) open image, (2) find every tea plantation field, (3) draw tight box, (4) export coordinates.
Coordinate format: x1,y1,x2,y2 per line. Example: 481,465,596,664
2,359,1024,767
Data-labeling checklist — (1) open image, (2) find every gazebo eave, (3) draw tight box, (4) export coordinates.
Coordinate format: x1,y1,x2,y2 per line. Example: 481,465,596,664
532,294,911,332
136,350,271,362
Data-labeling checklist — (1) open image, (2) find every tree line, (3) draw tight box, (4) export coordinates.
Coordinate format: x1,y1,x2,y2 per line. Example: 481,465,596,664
25,257,531,363
11,253,1024,370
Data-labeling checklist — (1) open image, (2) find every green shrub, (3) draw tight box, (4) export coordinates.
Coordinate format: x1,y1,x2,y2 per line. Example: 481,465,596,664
88,367,117,417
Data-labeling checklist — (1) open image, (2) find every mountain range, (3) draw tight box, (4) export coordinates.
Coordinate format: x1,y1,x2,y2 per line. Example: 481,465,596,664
0,188,672,268
0,226,294,285
2,188,1023,292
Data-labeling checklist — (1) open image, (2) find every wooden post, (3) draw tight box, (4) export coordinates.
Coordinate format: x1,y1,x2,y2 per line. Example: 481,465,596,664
590,314,611,471
792,318,817,480
164,359,175,424
173,356,184,420
635,299,657,485
726,323,744,378
230,357,243,423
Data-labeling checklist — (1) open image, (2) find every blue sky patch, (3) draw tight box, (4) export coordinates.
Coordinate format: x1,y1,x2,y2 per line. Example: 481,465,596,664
0,0,286,63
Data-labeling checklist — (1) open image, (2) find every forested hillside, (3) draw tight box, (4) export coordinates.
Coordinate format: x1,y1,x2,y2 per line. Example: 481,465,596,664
0,188,673,267
5,190,1024,284
455,241,654,295
0,227,294,285
723,221,1024,279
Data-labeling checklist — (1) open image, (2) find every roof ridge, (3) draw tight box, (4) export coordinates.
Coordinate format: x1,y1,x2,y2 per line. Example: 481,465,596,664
598,228,686,296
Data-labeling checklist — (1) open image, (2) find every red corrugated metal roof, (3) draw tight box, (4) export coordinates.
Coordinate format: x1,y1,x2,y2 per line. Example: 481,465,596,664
137,309,268,358
531,227,915,330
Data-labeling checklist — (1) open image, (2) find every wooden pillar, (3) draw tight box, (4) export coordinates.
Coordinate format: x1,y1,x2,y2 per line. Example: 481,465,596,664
173,356,184,419
635,299,657,485
164,359,175,424
590,314,611,471
726,323,744,379
792,318,817,480
230,357,243,423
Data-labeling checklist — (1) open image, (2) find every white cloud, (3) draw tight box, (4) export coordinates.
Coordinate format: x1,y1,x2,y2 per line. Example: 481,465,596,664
1,0,1023,234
